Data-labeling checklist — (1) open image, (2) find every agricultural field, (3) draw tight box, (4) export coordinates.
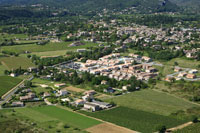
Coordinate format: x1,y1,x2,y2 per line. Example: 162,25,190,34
174,123,200,133
0,76,22,97
104,89,198,116
80,106,187,133
0,64,7,75
0,33,28,42
1,42,99,54
0,56,35,70
16,106,101,130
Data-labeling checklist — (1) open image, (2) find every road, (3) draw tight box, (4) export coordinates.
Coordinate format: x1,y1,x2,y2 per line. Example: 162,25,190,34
0,76,34,108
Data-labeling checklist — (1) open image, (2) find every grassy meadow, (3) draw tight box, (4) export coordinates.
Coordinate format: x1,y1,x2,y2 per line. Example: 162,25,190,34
0,76,22,97
1,42,99,54
104,89,198,116
174,123,200,133
0,57,35,70
16,106,101,129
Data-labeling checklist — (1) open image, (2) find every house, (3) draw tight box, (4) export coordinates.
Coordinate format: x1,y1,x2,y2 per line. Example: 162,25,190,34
61,98,71,102
20,92,36,101
12,102,24,107
69,42,85,47
43,92,51,98
178,72,187,77
77,49,86,53
84,90,96,95
189,69,198,74
10,73,17,77
186,74,196,79
103,87,115,93
92,101,112,109
142,56,152,62
146,68,157,73
84,103,100,112
101,80,108,85
28,67,38,72
165,76,174,82
174,67,182,72
75,99,85,106
40,84,48,88
58,89,68,96
82,94,93,101
54,83,66,88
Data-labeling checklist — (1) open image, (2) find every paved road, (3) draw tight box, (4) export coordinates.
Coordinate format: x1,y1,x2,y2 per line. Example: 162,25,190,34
0,76,34,108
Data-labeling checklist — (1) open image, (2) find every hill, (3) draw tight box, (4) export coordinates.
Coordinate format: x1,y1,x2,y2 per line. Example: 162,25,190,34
0,0,179,13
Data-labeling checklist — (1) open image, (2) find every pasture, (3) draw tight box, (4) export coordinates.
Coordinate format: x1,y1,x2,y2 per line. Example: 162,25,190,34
0,57,35,70
105,89,199,116
0,76,22,97
80,106,187,133
16,106,101,129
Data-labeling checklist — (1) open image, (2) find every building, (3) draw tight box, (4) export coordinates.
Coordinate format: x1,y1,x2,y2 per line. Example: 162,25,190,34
84,90,96,95
103,88,115,93
12,101,24,107
54,83,66,88
28,67,38,72
58,89,68,96
10,73,17,77
84,103,100,112
43,92,51,98
75,99,85,106
189,69,198,74
174,67,182,72
92,101,112,109
186,74,196,79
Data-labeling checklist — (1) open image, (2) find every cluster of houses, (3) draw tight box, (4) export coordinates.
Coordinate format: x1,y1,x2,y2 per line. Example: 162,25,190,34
165,67,199,81
78,53,158,81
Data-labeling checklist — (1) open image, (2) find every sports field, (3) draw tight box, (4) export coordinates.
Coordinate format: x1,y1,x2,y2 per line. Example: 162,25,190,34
81,106,187,133
16,106,101,129
0,57,35,70
0,76,22,97
105,89,199,116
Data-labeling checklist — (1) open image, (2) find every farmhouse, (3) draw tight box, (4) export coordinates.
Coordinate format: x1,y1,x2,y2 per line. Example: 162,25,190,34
84,103,100,112
84,90,96,95
43,92,51,98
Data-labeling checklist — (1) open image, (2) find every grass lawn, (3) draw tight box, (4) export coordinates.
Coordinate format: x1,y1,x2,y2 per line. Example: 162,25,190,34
0,76,22,97
0,64,7,75
80,106,187,133
2,42,99,53
162,58,200,70
0,57,35,70
16,106,101,129
104,89,199,116
174,123,200,133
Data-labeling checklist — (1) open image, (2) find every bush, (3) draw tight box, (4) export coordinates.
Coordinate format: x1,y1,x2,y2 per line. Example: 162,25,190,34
156,125,166,133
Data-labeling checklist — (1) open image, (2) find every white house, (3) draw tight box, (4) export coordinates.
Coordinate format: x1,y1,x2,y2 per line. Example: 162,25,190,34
84,103,100,112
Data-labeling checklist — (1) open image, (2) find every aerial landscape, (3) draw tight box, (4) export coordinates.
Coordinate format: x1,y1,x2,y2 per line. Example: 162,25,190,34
0,0,200,132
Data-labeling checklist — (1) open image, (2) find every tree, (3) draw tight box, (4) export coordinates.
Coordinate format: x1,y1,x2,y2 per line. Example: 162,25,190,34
174,62,178,66
24,81,32,87
192,116,199,123
156,125,166,133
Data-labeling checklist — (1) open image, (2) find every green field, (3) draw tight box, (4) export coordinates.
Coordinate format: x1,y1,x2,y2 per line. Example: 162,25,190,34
0,76,22,97
80,106,187,133
0,57,35,70
16,106,101,129
0,64,7,75
2,42,99,53
174,123,200,133
105,89,198,116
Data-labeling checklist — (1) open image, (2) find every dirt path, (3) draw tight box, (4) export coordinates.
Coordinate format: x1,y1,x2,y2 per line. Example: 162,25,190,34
166,121,193,132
